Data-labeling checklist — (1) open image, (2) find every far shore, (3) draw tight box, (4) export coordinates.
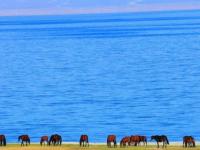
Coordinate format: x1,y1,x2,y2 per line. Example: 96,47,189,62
0,143,200,150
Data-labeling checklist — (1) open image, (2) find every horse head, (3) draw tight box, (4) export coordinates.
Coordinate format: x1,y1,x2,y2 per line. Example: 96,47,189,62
150,136,155,141
18,136,21,142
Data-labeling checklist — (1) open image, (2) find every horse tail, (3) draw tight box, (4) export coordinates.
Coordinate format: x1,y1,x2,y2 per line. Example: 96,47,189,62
145,137,147,146
3,137,6,146
60,136,62,146
193,140,196,147
48,140,51,146
114,139,117,147
165,136,169,145
40,140,42,146
86,136,89,147
28,137,30,145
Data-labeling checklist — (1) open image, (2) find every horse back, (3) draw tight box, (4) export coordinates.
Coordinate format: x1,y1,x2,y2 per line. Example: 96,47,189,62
121,136,130,143
41,136,48,141
130,135,140,142
107,135,116,142
80,135,88,141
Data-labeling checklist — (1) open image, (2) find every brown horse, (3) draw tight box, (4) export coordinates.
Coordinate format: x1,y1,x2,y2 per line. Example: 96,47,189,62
130,135,140,146
151,135,169,148
120,136,130,147
40,136,48,146
0,135,6,146
80,135,89,147
48,134,62,146
18,135,30,146
183,136,195,147
107,135,117,147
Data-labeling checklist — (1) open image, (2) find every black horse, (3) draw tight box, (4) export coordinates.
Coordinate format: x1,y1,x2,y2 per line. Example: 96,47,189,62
18,135,30,146
0,135,6,146
48,134,62,146
151,135,169,148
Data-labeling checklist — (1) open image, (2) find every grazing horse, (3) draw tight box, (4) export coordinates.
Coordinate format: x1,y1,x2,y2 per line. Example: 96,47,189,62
107,135,117,147
0,135,6,146
120,136,130,147
80,135,89,147
18,135,30,146
139,136,147,146
48,134,62,146
151,135,169,148
183,136,195,147
130,135,140,146
40,136,48,146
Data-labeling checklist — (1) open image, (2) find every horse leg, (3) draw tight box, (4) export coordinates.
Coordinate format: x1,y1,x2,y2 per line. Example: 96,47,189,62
157,142,159,148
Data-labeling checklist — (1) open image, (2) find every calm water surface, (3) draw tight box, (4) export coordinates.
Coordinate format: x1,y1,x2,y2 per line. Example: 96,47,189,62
0,10,200,142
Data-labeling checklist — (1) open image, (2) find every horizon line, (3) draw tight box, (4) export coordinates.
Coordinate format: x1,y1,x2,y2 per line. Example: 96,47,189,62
0,7,200,17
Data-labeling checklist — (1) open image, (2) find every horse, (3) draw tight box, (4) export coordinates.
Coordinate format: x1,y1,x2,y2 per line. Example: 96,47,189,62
183,136,195,147
18,135,30,146
80,135,89,147
48,134,62,146
0,135,6,146
120,136,130,147
139,136,147,146
151,135,169,148
40,136,48,146
130,135,140,146
107,135,117,147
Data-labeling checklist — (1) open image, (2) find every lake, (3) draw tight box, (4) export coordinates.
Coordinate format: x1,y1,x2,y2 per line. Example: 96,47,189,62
0,10,200,142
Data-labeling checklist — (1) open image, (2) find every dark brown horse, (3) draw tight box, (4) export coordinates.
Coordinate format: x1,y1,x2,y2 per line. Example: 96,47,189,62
0,135,6,146
183,136,195,147
18,135,30,146
40,136,48,146
139,136,147,146
130,135,140,146
48,134,62,146
120,136,130,147
80,135,89,147
107,135,117,147
151,135,169,148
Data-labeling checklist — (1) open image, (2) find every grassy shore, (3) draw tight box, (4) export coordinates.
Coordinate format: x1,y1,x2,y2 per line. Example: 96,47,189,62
0,144,199,150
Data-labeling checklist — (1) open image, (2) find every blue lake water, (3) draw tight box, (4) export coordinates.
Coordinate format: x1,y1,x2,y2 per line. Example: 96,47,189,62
0,10,200,143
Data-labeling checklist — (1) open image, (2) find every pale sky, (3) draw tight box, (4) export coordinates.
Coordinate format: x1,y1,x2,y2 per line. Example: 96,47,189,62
0,0,200,16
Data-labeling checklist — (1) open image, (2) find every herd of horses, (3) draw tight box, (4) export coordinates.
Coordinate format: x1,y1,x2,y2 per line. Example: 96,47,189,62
0,134,197,148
